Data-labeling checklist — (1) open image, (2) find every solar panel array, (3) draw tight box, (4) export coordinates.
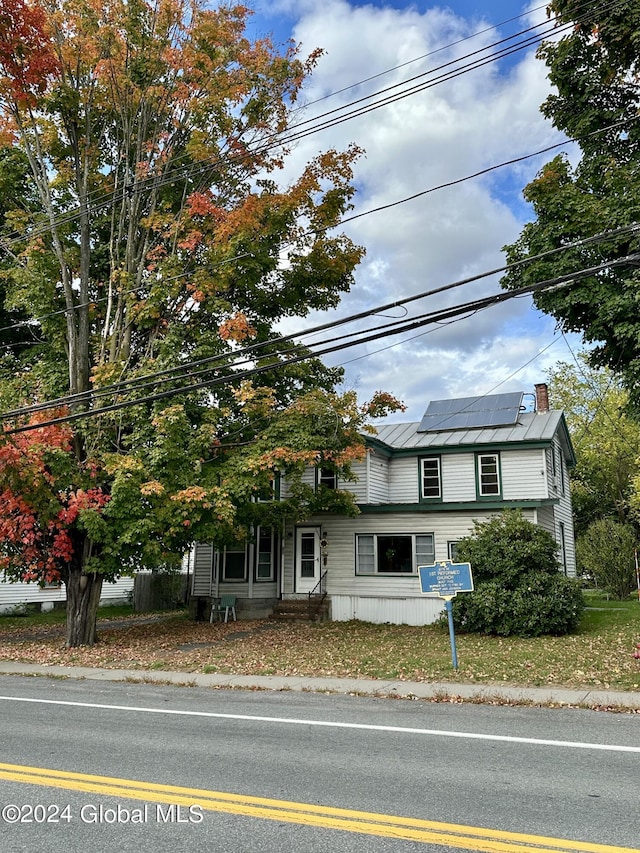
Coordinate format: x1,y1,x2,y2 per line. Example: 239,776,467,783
417,392,524,433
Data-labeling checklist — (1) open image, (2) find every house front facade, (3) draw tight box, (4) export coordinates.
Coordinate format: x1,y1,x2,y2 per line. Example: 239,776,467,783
190,385,576,625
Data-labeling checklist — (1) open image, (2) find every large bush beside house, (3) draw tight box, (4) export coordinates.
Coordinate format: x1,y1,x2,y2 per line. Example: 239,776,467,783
576,518,638,600
451,510,584,637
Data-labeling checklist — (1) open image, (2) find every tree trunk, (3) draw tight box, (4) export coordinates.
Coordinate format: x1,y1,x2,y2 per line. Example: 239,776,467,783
65,570,103,648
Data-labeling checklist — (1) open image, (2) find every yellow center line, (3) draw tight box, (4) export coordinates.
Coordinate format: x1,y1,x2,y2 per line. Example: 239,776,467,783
0,762,636,853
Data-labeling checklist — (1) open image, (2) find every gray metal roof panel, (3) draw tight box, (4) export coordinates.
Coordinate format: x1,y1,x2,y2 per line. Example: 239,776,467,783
372,410,564,450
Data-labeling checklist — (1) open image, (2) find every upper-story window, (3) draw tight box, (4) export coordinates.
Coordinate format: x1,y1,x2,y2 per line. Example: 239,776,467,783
255,472,281,502
316,467,337,490
420,457,442,500
476,452,501,497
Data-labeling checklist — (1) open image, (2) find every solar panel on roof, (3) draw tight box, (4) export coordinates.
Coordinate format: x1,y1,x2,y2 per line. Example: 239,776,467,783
417,392,524,432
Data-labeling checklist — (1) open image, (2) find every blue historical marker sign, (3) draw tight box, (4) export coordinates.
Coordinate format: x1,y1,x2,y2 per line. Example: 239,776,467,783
418,561,474,598
418,560,474,672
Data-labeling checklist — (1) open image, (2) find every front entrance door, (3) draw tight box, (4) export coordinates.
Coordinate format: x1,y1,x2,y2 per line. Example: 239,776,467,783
295,527,320,594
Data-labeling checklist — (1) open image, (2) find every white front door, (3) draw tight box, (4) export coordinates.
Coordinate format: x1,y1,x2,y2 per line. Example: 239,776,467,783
295,527,321,594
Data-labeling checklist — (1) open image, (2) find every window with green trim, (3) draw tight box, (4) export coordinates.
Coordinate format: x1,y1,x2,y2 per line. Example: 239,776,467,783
356,533,434,575
255,526,277,582
256,472,281,502
420,457,441,499
476,452,501,497
316,467,337,490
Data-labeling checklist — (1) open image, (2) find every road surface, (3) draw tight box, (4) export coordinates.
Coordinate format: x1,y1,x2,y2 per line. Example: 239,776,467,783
0,675,637,852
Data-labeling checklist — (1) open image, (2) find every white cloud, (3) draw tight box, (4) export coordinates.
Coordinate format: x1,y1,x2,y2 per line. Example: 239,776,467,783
271,1,581,418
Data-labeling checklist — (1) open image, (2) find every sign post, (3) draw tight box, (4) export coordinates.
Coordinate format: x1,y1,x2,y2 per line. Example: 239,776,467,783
418,561,474,671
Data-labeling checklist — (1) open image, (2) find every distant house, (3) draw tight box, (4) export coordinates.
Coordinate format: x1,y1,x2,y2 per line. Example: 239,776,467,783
190,384,576,625
0,575,134,614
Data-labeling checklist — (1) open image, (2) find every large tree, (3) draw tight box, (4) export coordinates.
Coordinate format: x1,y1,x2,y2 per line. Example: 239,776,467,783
546,356,640,535
0,0,401,646
501,0,640,409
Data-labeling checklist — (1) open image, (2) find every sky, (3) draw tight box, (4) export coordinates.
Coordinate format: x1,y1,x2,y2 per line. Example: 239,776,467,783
246,0,583,421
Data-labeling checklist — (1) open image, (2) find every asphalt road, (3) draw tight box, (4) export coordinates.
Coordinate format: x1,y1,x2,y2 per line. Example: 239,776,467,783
0,675,638,852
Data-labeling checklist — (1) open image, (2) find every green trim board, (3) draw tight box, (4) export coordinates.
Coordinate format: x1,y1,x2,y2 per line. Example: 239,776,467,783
368,439,556,458
365,437,394,456
358,498,559,513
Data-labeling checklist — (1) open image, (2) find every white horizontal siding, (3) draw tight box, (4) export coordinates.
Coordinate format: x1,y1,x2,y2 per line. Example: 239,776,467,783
100,578,135,600
298,511,506,600
554,490,576,576
279,466,315,499
441,454,475,502
534,504,575,576
501,449,547,500
343,459,367,501
0,576,133,613
367,450,389,503
191,543,214,596
388,457,419,503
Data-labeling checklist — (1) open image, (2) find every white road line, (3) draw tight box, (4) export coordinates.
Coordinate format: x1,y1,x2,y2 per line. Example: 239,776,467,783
0,694,638,753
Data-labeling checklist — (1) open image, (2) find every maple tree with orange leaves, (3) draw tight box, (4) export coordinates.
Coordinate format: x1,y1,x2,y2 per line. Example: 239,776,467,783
0,0,402,646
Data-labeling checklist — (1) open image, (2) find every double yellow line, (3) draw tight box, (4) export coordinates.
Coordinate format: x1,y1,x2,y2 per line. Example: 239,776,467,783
0,761,636,853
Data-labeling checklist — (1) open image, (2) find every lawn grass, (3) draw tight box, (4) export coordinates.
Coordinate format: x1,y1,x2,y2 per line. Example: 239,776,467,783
0,595,638,691
0,603,135,630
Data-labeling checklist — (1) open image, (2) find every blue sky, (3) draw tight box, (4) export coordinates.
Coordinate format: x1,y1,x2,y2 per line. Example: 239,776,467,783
244,1,582,419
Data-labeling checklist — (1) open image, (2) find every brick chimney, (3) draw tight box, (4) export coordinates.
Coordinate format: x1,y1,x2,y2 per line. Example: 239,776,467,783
534,383,549,413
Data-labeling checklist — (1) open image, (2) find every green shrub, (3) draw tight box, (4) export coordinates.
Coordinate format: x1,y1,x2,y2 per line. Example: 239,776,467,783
450,510,584,636
576,518,638,599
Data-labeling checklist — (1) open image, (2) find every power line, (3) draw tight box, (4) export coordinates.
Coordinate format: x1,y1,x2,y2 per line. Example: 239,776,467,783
0,0,600,251
4,252,639,434
0,112,635,357
296,3,553,110
3,220,639,421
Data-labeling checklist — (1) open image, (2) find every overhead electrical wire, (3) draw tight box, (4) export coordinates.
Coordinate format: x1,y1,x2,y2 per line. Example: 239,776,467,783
0,114,635,356
0,0,631,435
297,3,552,109
0,0,610,252
98,0,620,210
3,219,639,421
3,250,640,435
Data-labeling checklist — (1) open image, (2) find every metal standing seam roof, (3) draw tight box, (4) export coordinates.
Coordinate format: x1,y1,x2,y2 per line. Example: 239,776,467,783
371,410,567,451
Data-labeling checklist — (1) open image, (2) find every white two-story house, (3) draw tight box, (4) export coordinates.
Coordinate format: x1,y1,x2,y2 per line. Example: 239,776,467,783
190,384,576,625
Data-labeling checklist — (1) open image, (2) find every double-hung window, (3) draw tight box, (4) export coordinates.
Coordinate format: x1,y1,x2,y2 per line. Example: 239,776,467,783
356,533,435,575
420,457,441,500
255,527,277,582
476,452,501,497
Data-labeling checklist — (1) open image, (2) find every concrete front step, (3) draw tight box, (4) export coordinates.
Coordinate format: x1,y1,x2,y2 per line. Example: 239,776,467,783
270,598,330,622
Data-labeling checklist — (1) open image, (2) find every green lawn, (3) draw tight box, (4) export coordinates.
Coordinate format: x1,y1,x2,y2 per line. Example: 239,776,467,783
0,595,638,691
0,603,135,630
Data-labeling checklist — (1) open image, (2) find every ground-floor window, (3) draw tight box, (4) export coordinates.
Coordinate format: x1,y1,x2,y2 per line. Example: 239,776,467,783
559,522,567,575
222,546,247,582
356,533,435,575
256,526,277,582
